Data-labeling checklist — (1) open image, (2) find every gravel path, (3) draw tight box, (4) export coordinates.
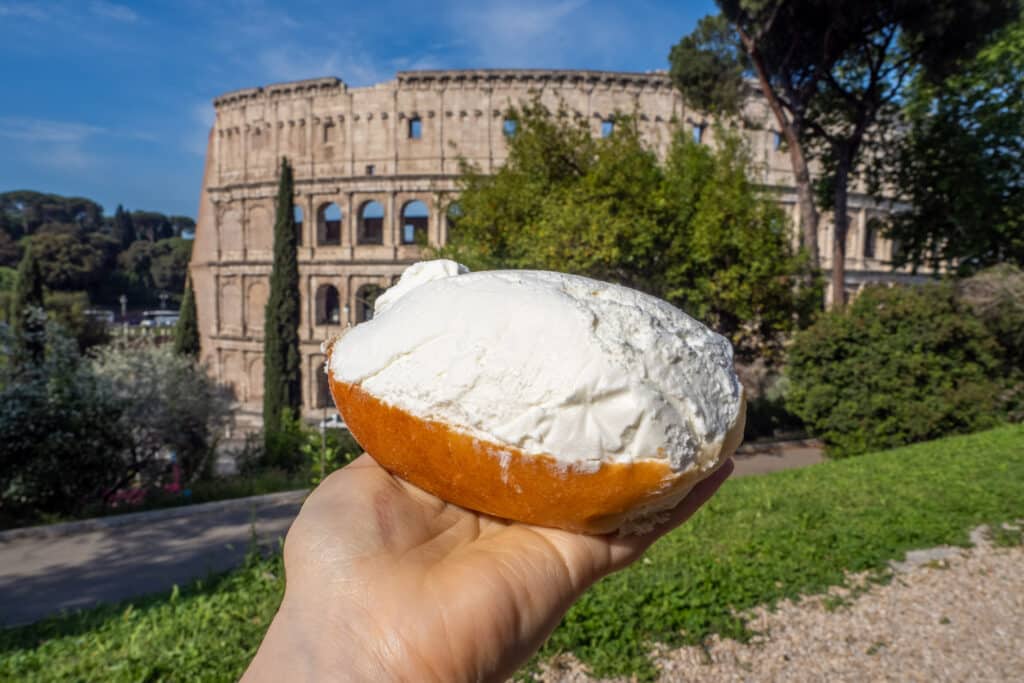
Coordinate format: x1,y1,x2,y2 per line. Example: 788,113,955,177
537,526,1024,682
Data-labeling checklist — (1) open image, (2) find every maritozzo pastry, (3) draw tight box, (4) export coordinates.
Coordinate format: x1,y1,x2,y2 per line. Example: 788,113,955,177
324,260,745,534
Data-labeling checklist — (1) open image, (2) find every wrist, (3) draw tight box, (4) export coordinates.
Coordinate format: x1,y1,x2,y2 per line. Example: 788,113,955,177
243,595,369,682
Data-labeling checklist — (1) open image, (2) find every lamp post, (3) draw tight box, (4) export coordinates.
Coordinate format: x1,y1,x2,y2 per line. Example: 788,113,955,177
119,294,127,337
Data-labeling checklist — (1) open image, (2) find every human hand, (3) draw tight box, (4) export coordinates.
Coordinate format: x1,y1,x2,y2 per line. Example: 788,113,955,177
243,454,734,682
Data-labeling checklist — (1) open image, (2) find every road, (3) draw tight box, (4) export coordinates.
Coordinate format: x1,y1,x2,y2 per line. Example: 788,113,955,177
0,443,824,628
0,492,304,627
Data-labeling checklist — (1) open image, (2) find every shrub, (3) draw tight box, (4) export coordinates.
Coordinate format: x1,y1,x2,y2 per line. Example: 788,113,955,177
786,283,1004,456
0,325,127,516
91,345,234,484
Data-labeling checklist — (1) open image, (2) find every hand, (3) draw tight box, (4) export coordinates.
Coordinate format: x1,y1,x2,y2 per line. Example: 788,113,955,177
243,454,734,682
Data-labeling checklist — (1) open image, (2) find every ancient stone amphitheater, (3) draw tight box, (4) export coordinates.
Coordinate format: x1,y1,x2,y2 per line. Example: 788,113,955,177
189,69,916,424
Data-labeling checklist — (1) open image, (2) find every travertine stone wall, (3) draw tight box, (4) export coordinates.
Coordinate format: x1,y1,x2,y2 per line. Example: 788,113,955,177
190,69,916,425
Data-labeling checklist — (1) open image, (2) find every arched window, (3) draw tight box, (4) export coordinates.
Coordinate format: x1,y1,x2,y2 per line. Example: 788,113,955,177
864,217,882,259
315,285,341,325
355,284,385,323
358,201,384,245
600,120,614,137
446,201,463,236
316,364,332,408
401,200,429,245
317,202,342,245
294,206,304,246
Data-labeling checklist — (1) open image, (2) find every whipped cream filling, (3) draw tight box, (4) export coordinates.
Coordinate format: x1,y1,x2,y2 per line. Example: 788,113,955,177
328,260,742,474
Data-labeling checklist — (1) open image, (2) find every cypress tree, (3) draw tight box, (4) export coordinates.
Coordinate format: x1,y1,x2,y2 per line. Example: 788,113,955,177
13,240,46,367
262,157,302,442
174,275,200,359
113,204,136,248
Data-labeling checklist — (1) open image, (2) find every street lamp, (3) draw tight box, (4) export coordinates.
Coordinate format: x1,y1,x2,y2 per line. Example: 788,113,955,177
119,294,127,337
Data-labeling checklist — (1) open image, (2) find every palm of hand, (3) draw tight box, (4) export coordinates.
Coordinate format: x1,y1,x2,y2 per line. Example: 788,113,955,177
264,455,732,682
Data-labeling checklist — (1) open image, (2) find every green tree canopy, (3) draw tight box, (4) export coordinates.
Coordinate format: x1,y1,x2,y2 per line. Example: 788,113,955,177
670,0,1019,305
438,103,819,362
885,14,1024,274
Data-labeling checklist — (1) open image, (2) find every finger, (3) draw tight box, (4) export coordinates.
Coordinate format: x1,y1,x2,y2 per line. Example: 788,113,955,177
605,457,734,568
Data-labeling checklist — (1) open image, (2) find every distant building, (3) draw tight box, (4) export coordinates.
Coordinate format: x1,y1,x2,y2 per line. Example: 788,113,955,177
189,69,926,425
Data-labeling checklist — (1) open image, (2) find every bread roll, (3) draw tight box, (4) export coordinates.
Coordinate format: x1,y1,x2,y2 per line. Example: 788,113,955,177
324,260,744,534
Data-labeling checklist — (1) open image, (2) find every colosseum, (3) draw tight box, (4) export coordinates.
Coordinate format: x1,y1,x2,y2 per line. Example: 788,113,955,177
189,68,920,425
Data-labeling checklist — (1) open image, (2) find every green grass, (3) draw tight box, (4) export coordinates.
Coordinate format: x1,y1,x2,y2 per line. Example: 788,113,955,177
2,424,1022,682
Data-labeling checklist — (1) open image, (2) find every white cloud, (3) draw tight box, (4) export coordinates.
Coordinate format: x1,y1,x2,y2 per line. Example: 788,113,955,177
0,2,49,20
0,117,105,144
90,1,139,23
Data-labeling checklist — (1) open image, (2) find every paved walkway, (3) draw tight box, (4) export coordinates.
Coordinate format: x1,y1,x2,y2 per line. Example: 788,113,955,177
0,491,305,627
0,442,824,628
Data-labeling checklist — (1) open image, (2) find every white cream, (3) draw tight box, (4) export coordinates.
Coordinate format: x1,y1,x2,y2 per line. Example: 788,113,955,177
328,260,743,474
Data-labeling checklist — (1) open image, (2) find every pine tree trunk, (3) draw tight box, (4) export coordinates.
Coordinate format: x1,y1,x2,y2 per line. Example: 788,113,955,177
831,159,850,308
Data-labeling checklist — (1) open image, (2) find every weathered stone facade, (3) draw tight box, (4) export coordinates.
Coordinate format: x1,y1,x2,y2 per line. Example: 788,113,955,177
190,69,920,424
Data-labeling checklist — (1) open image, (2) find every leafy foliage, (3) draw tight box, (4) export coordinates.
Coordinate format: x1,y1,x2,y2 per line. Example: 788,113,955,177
91,346,233,484
786,283,1004,456
12,241,46,368
174,275,200,358
0,325,127,516
2,425,1022,681
263,158,303,442
670,1,1019,303
884,15,1024,273
438,103,819,362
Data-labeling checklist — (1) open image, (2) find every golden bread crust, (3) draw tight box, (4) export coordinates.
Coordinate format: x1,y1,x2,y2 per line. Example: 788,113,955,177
329,376,743,534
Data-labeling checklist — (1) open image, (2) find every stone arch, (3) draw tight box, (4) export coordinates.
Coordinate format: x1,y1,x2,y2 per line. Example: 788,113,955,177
355,284,385,323
358,200,385,245
220,208,242,253
248,356,264,401
294,205,304,246
400,200,429,245
315,284,341,325
222,352,244,402
246,279,268,333
317,202,342,245
312,354,332,408
446,201,463,234
220,278,242,334
248,205,272,251
864,216,883,260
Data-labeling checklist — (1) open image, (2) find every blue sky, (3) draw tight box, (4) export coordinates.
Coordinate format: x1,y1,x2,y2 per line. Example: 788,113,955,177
0,0,714,218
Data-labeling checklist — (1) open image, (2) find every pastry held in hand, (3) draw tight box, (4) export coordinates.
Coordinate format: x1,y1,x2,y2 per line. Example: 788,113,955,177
324,260,745,534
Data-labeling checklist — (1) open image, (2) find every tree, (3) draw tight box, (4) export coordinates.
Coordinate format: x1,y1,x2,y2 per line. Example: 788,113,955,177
112,204,137,248
149,237,193,294
174,275,200,359
670,1,1018,306
0,230,19,267
92,346,233,485
885,15,1024,274
31,231,107,291
0,325,127,516
13,241,46,367
439,103,819,362
263,157,303,442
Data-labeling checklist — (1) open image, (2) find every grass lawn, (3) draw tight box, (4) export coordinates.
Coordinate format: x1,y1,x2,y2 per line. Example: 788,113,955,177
2,424,1022,681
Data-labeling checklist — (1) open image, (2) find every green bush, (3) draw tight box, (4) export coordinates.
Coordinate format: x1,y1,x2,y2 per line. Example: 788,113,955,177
786,283,1004,456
